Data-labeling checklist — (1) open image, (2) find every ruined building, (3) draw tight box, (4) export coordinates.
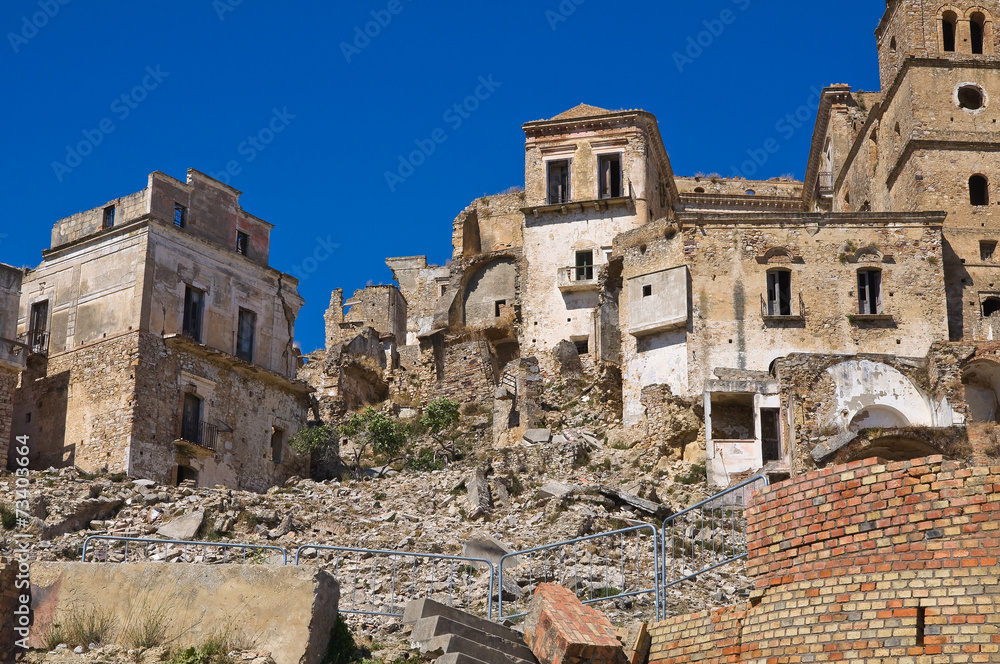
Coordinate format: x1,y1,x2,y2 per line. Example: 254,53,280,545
0,264,26,464
9,169,311,490
323,0,1000,486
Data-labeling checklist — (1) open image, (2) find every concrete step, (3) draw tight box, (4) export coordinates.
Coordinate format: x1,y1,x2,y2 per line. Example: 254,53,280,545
434,653,494,664
403,598,517,638
411,615,534,661
419,634,537,664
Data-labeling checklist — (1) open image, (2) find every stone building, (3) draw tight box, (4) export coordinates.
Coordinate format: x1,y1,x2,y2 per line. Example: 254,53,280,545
8,169,311,491
319,0,1000,486
0,264,26,465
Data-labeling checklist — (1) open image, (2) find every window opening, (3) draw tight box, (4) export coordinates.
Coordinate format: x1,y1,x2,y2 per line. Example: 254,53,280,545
236,308,256,362
972,13,986,54
761,408,781,463
174,203,187,228
642,284,652,297
574,338,589,355
858,270,883,315
983,298,1000,317
598,153,623,198
103,205,115,229
494,300,506,317
767,270,792,316
943,12,957,52
971,174,990,205
236,231,249,256
181,393,202,443
183,286,205,342
271,428,284,464
959,85,985,110
575,250,594,281
547,160,571,204
982,240,997,261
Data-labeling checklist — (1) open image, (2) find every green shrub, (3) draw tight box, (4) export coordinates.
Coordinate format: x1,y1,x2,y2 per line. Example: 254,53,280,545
322,616,359,664
0,503,16,530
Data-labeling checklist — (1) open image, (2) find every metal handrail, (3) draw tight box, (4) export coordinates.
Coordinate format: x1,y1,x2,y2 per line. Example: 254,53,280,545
81,535,289,565
497,524,659,621
659,475,769,617
17,330,49,355
296,545,496,620
179,420,219,451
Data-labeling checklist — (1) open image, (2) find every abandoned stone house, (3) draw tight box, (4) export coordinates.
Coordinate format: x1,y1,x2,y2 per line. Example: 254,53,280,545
6,169,311,491
0,264,26,465
322,0,1000,485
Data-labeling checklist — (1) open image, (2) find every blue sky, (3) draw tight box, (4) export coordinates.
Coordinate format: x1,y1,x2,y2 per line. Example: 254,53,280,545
1,0,884,353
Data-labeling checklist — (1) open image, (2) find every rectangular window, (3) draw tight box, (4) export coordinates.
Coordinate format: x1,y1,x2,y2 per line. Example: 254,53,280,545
858,270,883,315
183,286,205,342
574,338,589,356
103,205,116,229
181,393,202,443
236,308,256,362
575,250,594,281
982,241,997,261
598,153,623,199
236,231,249,256
174,203,187,228
494,300,506,318
547,160,571,204
642,284,653,297
767,271,792,316
28,300,49,353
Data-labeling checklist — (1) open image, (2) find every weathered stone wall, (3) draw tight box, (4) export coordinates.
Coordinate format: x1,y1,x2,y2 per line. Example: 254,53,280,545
386,256,451,347
451,192,525,261
327,285,406,345
649,456,1000,662
0,369,17,468
10,332,139,473
0,557,21,663
412,336,498,407
132,332,311,492
50,189,147,249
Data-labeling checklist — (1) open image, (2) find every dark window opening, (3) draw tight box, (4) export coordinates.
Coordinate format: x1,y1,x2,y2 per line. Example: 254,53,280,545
694,186,705,193
598,153,623,199
916,606,926,647
971,175,990,205
181,393,202,443
972,13,986,54
237,308,256,362
574,338,589,356
761,408,781,463
575,250,594,281
959,86,985,110
943,12,957,52
767,270,792,316
439,284,447,297
889,36,897,51
642,284,653,297
858,269,883,315
103,205,115,229
236,231,249,256
546,160,571,204
174,203,187,228
271,428,284,464
183,286,205,342
982,240,997,261
983,298,1000,317
494,300,506,317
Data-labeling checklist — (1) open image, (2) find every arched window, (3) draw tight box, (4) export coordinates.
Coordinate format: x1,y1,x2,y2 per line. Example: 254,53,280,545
971,174,990,206
971,12,986,54
943,11,958,52
984,298,1000,317
766,269,792,316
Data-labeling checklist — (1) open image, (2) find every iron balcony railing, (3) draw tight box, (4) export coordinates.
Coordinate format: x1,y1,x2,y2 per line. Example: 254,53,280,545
761,292,805,319
17,330,49,355
179,419,219,452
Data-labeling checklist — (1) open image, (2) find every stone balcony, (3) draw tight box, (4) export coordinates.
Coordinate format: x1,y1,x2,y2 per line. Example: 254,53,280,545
557,266,599,292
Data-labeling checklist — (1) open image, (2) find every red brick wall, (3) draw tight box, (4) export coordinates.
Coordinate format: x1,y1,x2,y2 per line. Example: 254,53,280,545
649,455,1000,662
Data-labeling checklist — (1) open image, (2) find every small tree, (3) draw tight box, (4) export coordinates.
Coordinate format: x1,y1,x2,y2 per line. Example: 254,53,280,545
341,407,409,477
420,398,461,461
288,424,342,481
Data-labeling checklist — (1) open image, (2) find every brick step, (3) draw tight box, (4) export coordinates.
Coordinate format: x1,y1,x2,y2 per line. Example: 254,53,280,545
411,615,535,661
418,634,536,664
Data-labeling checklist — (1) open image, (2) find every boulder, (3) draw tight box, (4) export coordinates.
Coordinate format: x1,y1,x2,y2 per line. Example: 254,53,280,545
156,509,204,541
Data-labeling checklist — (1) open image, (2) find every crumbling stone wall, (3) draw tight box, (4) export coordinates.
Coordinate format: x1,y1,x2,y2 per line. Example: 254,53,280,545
386,256,450,348
0,369,17,467
649,455,1000,662
325,285,406,347
451,191,525,261
0,558,19,663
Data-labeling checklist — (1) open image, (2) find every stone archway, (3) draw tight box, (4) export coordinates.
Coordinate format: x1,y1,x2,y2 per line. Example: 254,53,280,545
962,359,1000,423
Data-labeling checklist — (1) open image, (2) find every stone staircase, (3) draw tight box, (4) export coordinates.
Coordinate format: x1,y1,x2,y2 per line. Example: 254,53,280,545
403,598,539,664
